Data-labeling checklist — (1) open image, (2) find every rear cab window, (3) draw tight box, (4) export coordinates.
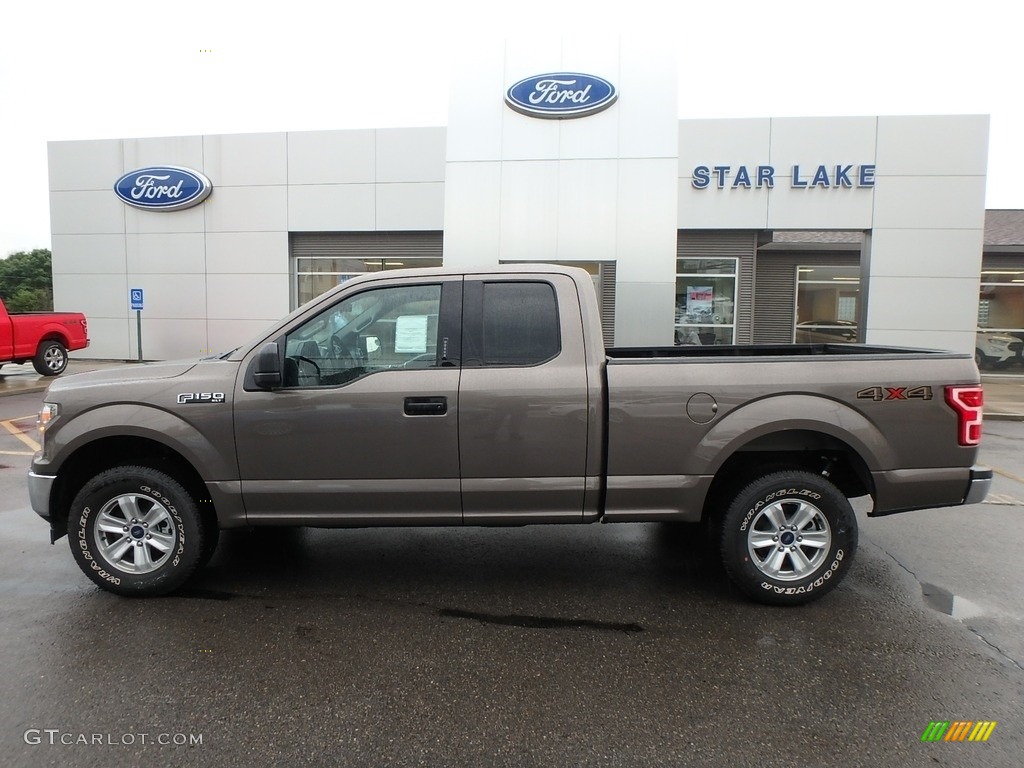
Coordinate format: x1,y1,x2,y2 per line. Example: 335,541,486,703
464,280,560,367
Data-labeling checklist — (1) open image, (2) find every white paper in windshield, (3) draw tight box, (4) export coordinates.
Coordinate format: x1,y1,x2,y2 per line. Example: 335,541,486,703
394,315,429,353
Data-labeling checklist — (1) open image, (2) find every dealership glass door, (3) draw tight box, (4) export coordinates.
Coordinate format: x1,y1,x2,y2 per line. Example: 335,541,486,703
794,266,861,343
674,258,737,345
977,268,1024,373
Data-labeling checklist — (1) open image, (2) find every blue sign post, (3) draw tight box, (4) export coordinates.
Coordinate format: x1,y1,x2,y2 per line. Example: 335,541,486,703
130,289,144,361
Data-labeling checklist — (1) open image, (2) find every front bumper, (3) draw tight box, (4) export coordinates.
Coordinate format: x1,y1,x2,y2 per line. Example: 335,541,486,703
27,471,55,522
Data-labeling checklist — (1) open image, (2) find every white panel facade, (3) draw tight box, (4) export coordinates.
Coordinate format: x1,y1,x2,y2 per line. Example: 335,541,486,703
126,233,206,274
127,274,207,319
445,36,679,345
556,160,619,260
875,115,989,176
49,191,124,235
208,319,277,354
51,234,126,274
287,130,376,185
203,133,288,187
48,139,124,191
123,204,204,235
123,136,204,174
444,41,505,163
206,274,288,321
617,161,679,281
864,115,989,353
131,319,208,361
766,183,875,231
617,40,679,159
376,128,446,183
205,232,289,275
497,161,560,262
45,39,989,361
442,163,502,268
871,176,988,230
868,229,985,279
287,184,376,232
376,183,445,231
204,186,288,233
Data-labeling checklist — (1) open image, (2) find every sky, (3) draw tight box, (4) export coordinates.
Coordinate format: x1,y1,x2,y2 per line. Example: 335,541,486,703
1,0,1020,258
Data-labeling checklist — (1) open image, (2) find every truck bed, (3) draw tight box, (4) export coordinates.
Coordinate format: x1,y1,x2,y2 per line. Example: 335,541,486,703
607,344,966,360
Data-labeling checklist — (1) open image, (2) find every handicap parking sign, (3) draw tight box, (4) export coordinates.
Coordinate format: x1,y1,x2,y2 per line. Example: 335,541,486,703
130,288,144,311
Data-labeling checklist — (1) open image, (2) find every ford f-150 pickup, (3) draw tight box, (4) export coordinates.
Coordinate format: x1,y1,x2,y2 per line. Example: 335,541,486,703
28,265,991,604
0,297,88,375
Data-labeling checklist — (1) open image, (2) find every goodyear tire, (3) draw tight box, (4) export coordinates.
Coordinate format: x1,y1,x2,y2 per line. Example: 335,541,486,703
33,340,68,376
719,471,858,606
67,466,205,596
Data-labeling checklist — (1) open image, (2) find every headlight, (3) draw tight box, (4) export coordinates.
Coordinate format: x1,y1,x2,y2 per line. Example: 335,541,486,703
37,402,59,437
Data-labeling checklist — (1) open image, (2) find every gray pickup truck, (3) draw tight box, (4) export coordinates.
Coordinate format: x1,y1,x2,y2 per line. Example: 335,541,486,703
28,265,991,604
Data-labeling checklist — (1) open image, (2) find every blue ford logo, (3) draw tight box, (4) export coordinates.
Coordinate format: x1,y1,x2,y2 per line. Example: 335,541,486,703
505,72,617,119
114,166,213,211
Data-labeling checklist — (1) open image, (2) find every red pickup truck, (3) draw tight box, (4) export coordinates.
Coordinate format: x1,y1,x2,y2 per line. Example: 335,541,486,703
0,297,88,376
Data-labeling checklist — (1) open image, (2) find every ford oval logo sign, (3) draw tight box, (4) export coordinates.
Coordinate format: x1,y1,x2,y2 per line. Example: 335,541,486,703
505,72,617,119
113,166,213,211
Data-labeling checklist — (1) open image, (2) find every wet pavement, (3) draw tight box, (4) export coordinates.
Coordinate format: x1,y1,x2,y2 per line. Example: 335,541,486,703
1,387,1023,766
3,355,1024,767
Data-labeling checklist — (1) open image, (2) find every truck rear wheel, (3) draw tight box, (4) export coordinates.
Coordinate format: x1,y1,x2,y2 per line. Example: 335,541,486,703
33,340,68,376
67,466,206,596
719,470,858,606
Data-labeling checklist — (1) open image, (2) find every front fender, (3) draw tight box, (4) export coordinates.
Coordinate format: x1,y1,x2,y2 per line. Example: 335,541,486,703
39,403,238,482
695,395,895,475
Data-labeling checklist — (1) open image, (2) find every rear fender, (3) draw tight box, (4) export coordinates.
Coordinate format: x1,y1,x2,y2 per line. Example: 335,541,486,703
697,395,894,476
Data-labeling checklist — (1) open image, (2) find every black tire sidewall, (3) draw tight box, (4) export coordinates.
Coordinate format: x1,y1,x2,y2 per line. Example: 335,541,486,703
33,341,67,376
67,467,204,596
720,471,858,606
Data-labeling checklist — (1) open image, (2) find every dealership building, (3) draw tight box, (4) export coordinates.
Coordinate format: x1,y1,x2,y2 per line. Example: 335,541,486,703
47,41,1022,369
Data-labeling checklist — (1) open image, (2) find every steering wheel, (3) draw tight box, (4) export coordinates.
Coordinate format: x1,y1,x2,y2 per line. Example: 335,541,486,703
330,332,364,365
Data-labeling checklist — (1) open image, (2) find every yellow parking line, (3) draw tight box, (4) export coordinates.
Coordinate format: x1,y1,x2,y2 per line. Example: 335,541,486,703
0,419,40,452
0,450,34,456
992,466,1024,486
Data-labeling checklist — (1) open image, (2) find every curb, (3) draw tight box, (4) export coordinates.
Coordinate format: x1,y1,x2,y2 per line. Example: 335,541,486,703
0,384,49,398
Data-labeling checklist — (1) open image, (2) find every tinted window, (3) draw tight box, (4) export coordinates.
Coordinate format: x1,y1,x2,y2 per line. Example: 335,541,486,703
481,282,559,366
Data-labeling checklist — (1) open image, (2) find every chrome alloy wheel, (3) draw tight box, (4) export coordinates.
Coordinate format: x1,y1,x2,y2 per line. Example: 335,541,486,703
43,345,66,372
746,499,833,582
92,494,178,574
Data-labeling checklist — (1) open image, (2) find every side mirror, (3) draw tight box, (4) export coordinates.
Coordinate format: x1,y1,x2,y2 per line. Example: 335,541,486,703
252,342,282,389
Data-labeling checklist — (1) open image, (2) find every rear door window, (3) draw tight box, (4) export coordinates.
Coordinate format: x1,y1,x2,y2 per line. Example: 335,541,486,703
465,281,560,367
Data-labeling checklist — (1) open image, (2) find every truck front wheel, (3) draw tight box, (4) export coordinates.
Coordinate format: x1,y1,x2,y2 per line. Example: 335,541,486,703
33,340,68,376
67,466,206,596
719,471,858,606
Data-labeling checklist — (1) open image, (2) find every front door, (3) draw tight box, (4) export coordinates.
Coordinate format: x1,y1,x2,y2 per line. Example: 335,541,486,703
234,276,463,524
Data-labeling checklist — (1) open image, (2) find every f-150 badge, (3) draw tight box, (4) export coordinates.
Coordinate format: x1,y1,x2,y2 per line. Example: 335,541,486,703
177,392,226,404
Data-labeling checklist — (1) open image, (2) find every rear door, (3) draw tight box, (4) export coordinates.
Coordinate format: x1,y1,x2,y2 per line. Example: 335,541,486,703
458,274,591,522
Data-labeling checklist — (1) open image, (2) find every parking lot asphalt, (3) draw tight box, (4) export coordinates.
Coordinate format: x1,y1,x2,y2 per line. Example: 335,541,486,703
2,365,1023,767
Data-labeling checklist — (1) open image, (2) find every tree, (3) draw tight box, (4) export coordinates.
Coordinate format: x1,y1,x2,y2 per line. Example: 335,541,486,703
0,248,53,312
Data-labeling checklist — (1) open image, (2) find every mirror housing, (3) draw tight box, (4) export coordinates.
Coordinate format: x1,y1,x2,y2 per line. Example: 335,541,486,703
252,342,282,389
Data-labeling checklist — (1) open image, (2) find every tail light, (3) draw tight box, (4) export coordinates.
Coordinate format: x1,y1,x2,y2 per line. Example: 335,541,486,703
945,386,983,446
